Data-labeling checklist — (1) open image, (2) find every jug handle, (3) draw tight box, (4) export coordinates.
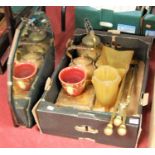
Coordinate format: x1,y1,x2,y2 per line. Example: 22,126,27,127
66,48,73,61
66,45,95,62
66,39,74,61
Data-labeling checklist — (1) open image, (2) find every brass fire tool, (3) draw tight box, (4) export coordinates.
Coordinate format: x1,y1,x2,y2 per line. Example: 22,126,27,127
104,64,137,136
115,65,137,136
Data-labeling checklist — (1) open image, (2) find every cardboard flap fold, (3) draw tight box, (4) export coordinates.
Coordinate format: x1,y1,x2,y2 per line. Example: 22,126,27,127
32,100,42,132
44,77,53,91
141,93,149,106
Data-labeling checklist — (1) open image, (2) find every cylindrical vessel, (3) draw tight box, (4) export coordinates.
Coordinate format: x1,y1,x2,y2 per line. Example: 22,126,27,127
13,62,37,91
92,65,121,108
59,66,87,96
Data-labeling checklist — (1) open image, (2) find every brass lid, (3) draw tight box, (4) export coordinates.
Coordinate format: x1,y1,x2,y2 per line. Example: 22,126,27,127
29,30,47,42
82,31,101,47
73,57,93,66
22,52,43,61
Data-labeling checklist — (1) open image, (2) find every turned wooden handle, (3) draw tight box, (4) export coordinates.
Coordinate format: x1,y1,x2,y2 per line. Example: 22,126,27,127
127,61,145,115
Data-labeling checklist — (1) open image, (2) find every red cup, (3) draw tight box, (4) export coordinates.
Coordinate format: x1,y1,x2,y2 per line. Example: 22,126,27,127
13,62,37,91
59,66,87,96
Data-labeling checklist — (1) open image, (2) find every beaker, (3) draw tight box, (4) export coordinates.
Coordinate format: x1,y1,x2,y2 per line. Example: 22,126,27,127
92,65,121,108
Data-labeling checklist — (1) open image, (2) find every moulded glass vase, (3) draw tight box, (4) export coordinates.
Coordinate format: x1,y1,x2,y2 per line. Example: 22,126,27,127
92,65,121,108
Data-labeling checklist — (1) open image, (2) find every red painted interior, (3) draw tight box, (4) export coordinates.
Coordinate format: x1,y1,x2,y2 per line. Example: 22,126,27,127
59,67,85,83
14,63,36,79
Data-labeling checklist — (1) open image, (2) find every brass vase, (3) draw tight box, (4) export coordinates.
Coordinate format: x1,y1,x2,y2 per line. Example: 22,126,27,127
69,56,96,82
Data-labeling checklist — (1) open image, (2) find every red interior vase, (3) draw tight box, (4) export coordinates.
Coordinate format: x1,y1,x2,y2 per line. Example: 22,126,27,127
59,66,86,96
13,62,37,91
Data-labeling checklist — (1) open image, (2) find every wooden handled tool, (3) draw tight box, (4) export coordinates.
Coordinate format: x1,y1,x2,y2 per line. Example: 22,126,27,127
104,64,137,136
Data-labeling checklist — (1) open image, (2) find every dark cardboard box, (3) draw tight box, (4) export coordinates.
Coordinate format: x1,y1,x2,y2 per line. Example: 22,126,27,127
113,11,143,35
33,28,153,147
7,11,55,128
75,7,144,35
142,7,155,37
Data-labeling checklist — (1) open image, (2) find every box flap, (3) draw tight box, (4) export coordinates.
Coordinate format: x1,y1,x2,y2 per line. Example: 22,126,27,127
44,77,53,91
32,77,53,131
135,114,143,148
32,99,42,132
141,93,149,106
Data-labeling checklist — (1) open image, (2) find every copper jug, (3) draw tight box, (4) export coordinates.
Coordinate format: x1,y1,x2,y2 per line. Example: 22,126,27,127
69,56,96,82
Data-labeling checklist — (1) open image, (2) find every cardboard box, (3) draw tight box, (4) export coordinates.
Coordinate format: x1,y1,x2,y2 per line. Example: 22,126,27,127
113,11,143,35
33,28,153,147
142,7,155,37
7,11,55,128
75,7,144,35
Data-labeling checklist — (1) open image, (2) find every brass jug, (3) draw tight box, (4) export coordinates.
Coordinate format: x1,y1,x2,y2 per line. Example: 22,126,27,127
77,30,102,61
66,19,102,62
